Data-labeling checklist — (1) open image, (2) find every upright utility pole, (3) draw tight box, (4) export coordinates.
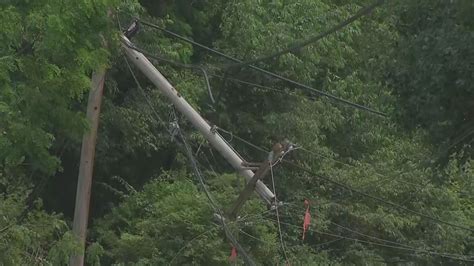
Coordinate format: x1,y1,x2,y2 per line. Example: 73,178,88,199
121,36,275,204
70,69,106,266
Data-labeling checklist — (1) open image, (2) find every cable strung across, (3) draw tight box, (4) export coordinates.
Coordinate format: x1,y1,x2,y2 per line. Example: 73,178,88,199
284,160,474,233
226,0,385,68
138,19,387,117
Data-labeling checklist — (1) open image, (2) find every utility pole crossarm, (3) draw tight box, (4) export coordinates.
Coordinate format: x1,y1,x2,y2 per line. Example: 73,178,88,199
228,161,271,219
121,36,275,204
228,142,287,218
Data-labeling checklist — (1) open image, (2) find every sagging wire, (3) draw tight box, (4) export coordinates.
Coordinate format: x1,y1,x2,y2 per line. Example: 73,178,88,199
121,34,215,104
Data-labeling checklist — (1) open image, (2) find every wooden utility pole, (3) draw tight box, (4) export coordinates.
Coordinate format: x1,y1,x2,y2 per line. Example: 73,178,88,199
70,69,106,266
121,36,276,204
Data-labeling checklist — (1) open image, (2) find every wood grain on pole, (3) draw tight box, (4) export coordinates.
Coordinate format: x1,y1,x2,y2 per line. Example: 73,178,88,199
228,161,271,218
70,69,106,266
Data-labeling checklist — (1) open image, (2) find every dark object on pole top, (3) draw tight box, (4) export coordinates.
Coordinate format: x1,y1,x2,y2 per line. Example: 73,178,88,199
124,19,140,39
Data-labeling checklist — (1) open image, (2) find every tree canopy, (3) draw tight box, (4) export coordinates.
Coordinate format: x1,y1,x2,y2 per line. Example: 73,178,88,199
0,0,472,264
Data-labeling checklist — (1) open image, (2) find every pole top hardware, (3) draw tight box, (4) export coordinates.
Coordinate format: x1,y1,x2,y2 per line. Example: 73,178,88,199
124,19,140,39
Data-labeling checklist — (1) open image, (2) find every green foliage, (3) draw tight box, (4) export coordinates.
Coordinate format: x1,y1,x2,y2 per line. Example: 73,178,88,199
93,173,280,265
92,0,473,264
0,0,136,264
0,180,78,265
0,0,117,176
86,242,105,266
2,0,473,264
387,0,474,154
48,231,82,265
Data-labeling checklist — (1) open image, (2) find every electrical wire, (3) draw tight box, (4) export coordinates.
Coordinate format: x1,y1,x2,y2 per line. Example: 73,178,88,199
122,40,215,103
125,58,474,264
237,229,343,259
215,130,246,162
169,225,220,265
212,113,427,194
214,119,419,199
122,18,473,260
238,229,270,245
235,206,474,262
170,208,277,265
177,126,257,266
283,160,474,233
209,73,315,101
329,221,416,249
123,32,380,120
215,126,269,154
123,39,316,105
123,56,169,128
282,201,434,251
262,217,474,262
299,147,425,189
269,163,290,264
202,119,461,232
138,19,387,117
207,128,435,213
226,0,385,68
209,127,470,234
124,54,256,265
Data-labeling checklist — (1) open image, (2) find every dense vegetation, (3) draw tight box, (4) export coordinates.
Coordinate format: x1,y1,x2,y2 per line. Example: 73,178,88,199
1,0,472,264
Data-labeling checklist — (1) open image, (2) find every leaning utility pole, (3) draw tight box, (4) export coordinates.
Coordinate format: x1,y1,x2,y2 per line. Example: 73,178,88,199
228,142,287,219
121,36,275,204
70,68,106,266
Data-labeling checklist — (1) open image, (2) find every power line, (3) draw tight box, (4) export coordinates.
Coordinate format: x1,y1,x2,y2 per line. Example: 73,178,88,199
236,206,474,262
124,55,256,265
239,229,270,245
268,199,473,261
262,217,474,262
209,73,316,101
299,147,426,189
169,226,220,265
123,36,383,118
208,127,442,217
138,19,387,117
227,0,385,68
283,160,474,233
207,113,436,209
277,202,448,253
124,41,319,109
215,127,426,191
122,22,472,256
188,126,474,239
238,229,334,258
215,126,269,154
281,201,437,252
212,129,468,233
170,207,280,265
269,163,290,263
209,127,442,214
123,38,331,105
123,56,169,128
177,124,257,266
238,229,343,255
122,41,215,103
330,221,416,249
